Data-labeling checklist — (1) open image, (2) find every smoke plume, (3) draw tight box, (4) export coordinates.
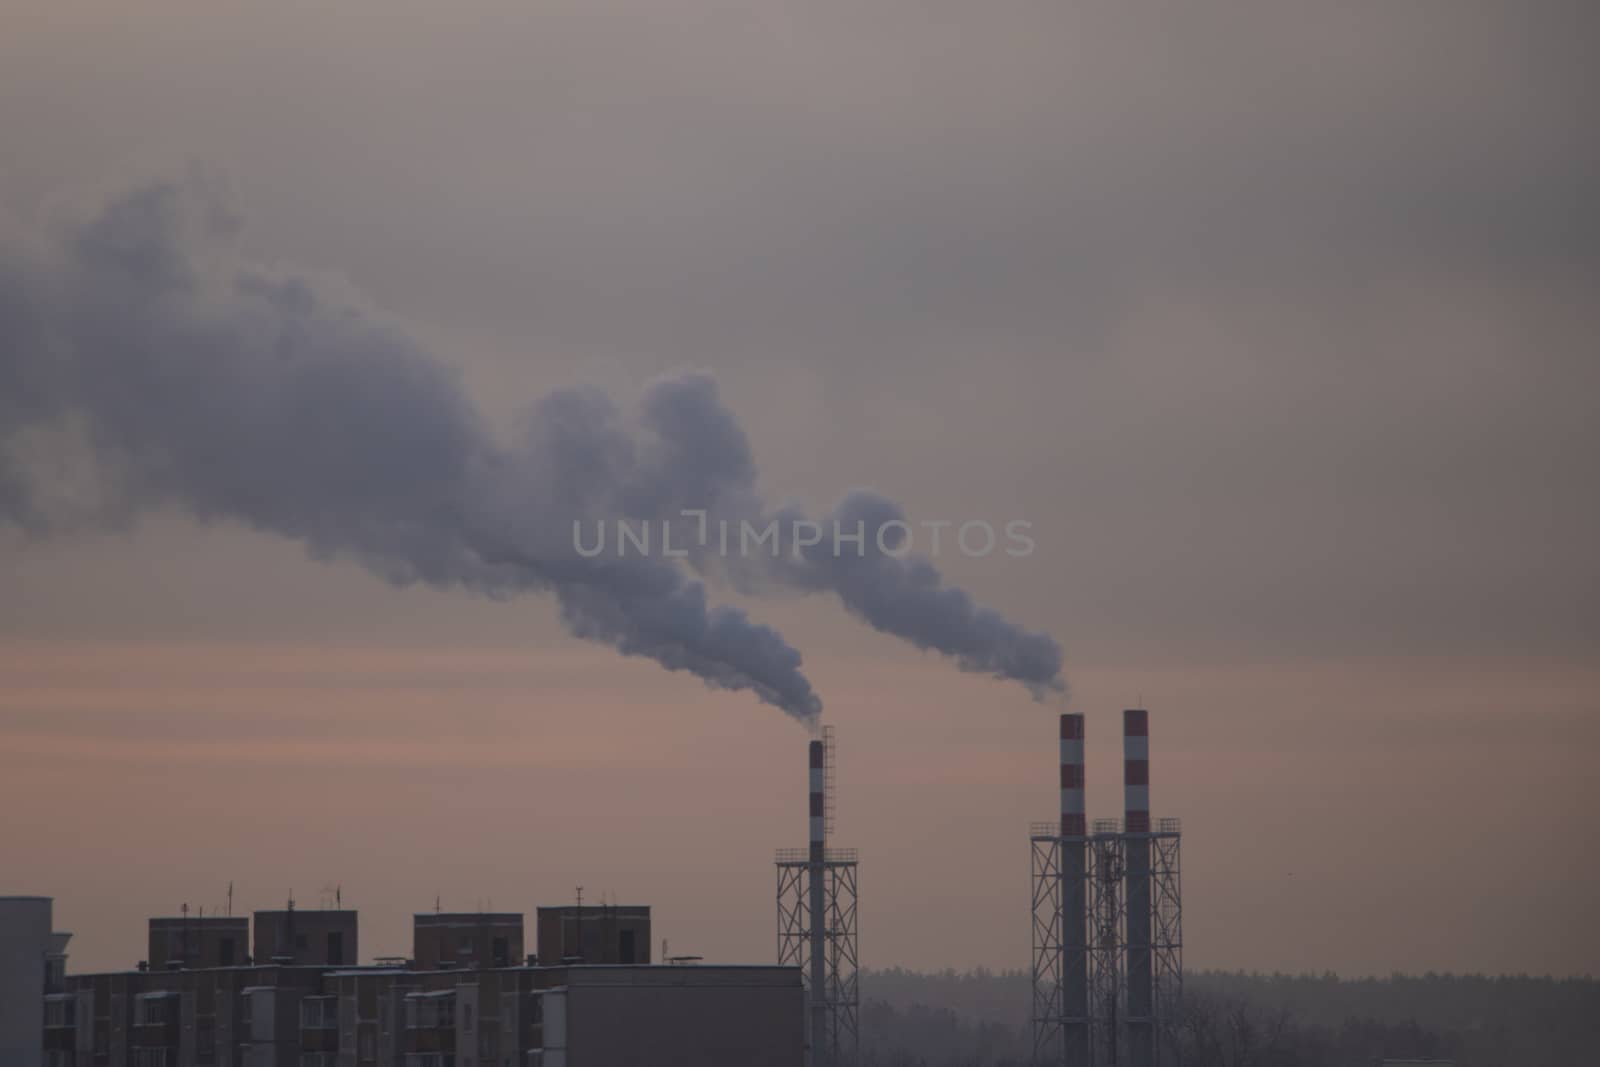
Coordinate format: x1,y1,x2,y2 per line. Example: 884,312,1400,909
0,179,1064,722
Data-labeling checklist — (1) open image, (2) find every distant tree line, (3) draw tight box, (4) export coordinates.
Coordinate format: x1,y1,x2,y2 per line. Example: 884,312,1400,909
856,967,1598,1066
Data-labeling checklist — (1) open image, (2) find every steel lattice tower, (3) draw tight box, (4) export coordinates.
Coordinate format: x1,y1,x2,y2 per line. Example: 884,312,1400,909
1031,712,1089,1064
777,726,859,1067
1030,821,1067,1061
1088,819,1126,1066
1031,710,1183,1067
1151,819,1183,1066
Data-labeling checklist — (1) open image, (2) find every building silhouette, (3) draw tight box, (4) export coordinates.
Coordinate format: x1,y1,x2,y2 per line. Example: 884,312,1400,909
28,901,801,1067
2,897,72,1067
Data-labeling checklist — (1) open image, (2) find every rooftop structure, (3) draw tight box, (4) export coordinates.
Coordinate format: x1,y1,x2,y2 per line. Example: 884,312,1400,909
253,907,358,967
146,914,248,972
536,904,650,965
412,911,522,971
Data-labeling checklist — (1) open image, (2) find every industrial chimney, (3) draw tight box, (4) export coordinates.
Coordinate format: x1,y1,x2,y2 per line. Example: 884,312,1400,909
1060,713,1090,1064
809,738,827,1064
1124,709,1154,1067
778,730,859,1065
1033,709,1182,1067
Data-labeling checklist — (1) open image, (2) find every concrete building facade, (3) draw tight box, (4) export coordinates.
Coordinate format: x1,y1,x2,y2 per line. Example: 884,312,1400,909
253,910,358,968
147,918,249,973
35,905,799,1067
49,961,801,1067
411,914,522,972
534,907,650,966
2,896,72,1067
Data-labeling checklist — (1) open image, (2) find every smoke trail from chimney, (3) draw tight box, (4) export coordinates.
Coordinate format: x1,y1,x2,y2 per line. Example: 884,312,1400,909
0,178,1064,719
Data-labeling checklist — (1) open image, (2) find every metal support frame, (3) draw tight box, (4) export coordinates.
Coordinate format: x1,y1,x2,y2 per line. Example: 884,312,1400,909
1031,704,1184,1067
1088,820,1125,1067
1150,820,1183,1066
1030,825,1066,1063
1031,823,1091,1067
778,847,860,1067
1043,816,1177,1067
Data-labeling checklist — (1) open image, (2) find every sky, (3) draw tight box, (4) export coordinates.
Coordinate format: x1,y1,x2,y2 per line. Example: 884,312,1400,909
1,2,1596,977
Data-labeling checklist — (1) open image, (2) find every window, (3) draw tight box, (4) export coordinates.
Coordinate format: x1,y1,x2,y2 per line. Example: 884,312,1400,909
299,998,338,1029
299,1055,338,1067
44,997,76,1027
132,1050,173,1067
327,931,344,966
462,1003,473,1030
133,994,175,1026
491,937,509,968
405,994,455,1029
218,938,235,967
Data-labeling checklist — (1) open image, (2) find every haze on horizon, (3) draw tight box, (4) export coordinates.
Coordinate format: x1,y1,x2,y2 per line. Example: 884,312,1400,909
1,3,1596,980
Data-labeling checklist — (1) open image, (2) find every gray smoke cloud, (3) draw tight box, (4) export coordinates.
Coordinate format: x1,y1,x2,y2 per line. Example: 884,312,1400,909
549,374,1064,695
0,178,1063,721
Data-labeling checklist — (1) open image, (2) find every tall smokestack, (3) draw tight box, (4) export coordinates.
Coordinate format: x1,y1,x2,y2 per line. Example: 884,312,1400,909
1060,712,1090,1064
1060,712,1086,839
1123,708,1150,834
809,739,827,1066
1124,708,1153,1067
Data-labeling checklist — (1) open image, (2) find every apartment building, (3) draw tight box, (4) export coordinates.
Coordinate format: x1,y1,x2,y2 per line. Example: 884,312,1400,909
41,906,801,1067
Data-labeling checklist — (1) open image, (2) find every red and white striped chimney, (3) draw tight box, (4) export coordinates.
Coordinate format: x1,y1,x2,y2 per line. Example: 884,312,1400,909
1124,708,1150,833
1060,712,1086,837
807,738,827,1063
809,740,826,850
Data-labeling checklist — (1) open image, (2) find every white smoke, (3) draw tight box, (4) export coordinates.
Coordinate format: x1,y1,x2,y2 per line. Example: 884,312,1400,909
0,178,1064,722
